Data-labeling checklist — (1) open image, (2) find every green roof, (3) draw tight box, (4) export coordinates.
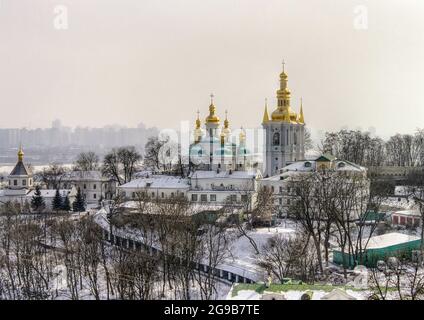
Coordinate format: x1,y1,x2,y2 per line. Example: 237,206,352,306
315,153,337,162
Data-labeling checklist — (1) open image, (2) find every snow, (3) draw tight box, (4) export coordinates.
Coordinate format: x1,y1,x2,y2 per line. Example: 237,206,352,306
190,170,260,180
119,175,190,189
392,209,421,217
364,233,420,250
219,224,297,282
94,208,297,283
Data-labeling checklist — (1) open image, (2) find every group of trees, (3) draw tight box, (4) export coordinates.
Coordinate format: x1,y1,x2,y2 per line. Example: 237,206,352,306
112,193,234,300
284,171,390,279
321,129,424,167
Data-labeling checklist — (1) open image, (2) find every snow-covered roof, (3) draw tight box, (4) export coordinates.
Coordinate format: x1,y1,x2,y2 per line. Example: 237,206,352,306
392,209,421,217
394,186,412,197
190,170,261,180
61,170,107,181
365,233,420,250
118,175,190,190
262,157,366,181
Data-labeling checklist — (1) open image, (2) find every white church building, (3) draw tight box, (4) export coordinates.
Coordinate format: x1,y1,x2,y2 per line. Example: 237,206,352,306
0,147,76,211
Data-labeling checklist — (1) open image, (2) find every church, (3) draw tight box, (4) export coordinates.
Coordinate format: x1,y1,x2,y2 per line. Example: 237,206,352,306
0,146,76,211
189,95,257,172
118,64,305,206
262,63,306,177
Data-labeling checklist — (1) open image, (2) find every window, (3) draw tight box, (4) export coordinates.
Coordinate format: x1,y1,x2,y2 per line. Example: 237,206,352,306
230,194,237,202
271,186,275,193
200,194,207,202
279,186,283,193
83,184,87,189
210,194,216,202
287,199,291,205
93,193,97,199
171,192,174,198
279,198,282,205
22,179,26,186
191,194,198,202
273,132,280,146
241,195,248,202
304,162,312,168
94,184,97,189
161,192,165,198
152,192,155,198
14,180,17,186
132,192,135,199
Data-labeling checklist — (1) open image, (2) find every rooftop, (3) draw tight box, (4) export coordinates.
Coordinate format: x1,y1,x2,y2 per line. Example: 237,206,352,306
119,175,190,190
190,170,261,180
365,233,420,250
9,161,32,176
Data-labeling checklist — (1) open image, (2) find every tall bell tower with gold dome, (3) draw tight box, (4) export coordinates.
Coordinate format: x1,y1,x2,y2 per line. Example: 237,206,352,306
262,63,305,177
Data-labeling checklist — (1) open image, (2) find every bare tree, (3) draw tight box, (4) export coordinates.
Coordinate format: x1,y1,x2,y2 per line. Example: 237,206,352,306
40,163,67,189
74,151,99,171
102,146,142,185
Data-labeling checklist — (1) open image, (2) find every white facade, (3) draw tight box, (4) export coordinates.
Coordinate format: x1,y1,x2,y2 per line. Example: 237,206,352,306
118,175,190,200
118,169,262,207
0,147,75,211
59,170,117,205
260,155,368,215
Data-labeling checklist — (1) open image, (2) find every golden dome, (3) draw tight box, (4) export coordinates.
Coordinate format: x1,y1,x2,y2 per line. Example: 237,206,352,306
205,103,220,123
195,110,201,129
239,127,246,143
18,145,24,162
205,94,220,124
271,108,285,121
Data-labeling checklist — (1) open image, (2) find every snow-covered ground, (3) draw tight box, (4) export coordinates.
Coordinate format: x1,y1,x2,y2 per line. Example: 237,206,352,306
222,223,297,282
94,209,297,283
228,288,368,300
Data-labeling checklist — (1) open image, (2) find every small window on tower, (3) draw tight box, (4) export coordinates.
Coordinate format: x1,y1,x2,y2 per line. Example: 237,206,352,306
273,132,280,145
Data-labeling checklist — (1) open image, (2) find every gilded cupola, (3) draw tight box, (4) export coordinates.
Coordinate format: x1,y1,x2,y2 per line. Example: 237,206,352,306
268,61,304,124
205,94,220,124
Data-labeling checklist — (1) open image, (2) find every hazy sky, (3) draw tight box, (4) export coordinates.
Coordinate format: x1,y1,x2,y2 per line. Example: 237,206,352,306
0,0,423,138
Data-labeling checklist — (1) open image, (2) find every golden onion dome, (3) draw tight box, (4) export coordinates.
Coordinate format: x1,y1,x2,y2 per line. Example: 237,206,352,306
205,103,220,123
271,108,285,121
18,145,24,161
280,71,288,79
239,127,246,143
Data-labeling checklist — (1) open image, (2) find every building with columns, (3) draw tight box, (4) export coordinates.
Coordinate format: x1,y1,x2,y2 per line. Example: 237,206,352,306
262,64,306,177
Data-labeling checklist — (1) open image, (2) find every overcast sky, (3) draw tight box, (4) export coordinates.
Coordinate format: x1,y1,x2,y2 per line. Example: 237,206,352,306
0,0,423,138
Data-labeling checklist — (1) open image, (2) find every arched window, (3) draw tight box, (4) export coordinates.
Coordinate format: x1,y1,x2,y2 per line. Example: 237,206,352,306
273,132,280,146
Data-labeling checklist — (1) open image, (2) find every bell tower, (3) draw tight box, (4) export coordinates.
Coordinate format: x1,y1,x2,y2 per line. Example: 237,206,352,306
262,63,306,177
